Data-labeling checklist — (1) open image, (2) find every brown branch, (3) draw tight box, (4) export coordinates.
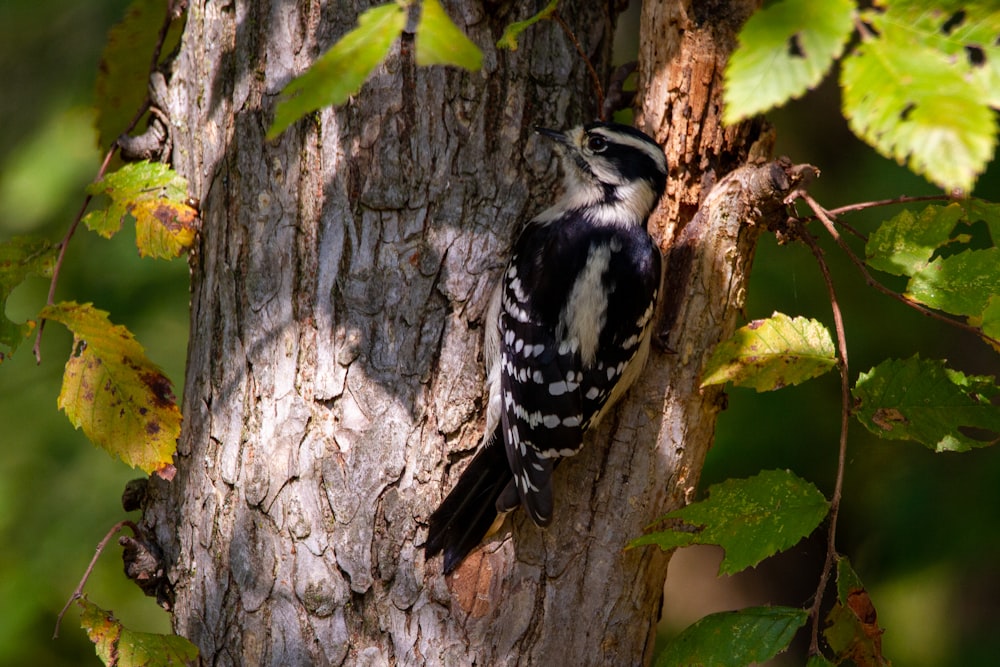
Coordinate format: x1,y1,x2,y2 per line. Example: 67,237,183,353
797,191,1000,350
797,227,850,657
552,12,605,119
824,193,950,218
53,520,139,639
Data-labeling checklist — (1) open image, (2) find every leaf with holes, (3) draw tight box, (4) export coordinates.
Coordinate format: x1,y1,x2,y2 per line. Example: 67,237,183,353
416,0,482,70
824,557,890,666
724,0,854,123
655,606,808,667
83,161,198,258
701,313,837,391
853,356,1000,452
269,4,406,139
41,302,181,476
869,2,1000,109
630,470,829,575
865,203,966,277
841,22,997,192
79,597,199,666
0,236,57,361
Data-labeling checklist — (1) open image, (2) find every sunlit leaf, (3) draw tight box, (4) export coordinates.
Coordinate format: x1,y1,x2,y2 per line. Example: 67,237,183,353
42,302,182,476
656,606,808,667
0,236,57,361
907,248,1000,318
841,26,997,192
865,204,965,277
95,0,184,150
630,470,829,575
853,356,1000,452
78,597,199,666
83,161,198,258
269,4,406,139
497,0,559,51
724,0,854,123
416,0,483,70
870,2,1000,109
701,313,837,391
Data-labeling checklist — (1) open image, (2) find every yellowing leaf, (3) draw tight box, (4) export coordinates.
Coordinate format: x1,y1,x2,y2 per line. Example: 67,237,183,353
41,302,181,476
701,313,837,391
132,199,198,259
78,598,199,666
416,0,483,69
83,161,198,259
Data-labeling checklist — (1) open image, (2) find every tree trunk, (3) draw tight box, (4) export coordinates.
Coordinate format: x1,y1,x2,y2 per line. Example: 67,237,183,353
136,0,785,664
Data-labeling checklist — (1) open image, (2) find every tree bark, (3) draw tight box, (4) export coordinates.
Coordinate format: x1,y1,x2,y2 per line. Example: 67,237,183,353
135,0,794,665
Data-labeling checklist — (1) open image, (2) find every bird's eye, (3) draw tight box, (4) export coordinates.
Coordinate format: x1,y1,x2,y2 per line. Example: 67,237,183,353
587,135,608,153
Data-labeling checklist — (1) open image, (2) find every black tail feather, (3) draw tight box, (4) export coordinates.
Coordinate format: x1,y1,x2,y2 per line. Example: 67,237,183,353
425,427,510,573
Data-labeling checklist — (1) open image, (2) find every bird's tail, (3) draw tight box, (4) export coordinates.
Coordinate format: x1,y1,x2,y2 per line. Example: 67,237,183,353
425,427,510,573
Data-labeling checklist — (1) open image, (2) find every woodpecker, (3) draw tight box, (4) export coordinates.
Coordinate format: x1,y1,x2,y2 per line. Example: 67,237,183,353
425,122,667,574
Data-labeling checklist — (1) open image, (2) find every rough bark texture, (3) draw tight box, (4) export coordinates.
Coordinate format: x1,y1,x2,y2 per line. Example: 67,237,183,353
134,0,796,665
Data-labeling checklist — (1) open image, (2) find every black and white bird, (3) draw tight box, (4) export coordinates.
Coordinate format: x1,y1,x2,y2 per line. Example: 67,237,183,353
424,122,668,573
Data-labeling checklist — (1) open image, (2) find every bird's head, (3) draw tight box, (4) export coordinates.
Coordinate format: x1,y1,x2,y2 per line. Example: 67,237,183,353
535,122,668,225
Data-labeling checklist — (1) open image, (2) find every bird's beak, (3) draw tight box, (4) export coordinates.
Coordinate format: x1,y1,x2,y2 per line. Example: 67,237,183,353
534,127,570,146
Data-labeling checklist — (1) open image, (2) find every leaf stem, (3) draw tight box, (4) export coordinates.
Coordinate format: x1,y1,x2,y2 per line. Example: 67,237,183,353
798,192,1000,349
795,210,850,658
53,520,138,639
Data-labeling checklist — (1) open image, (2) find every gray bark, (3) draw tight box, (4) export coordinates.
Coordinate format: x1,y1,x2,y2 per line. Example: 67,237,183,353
134,0,793,665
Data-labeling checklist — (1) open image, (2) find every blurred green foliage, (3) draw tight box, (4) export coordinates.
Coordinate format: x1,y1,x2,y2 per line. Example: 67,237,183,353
0,1,187,664
1,1,998,666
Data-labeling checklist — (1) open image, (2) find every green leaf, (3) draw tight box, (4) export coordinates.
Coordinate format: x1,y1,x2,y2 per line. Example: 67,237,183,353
701,313,837,391
269,4,406,139
865,202,1000,335
83,161,198,259
824,558,889,666
806,656,838,667
656,606,808,667
907,248,1000,318
0,236,57,361
78,597,199,666
723,0,854,124
865,203,965,277
497,0,559,51
95,0,184,150
841,26,997,192
853,356,1000,452
630,470,829,575
871,2,1000,109
41,302,182,476
415,0,483,70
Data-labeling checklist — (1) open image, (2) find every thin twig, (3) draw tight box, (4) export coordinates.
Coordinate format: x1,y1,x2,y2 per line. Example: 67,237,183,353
798,227,850,657
53,520,139,639
32,146,118,364
824,193,950,218
30,0,179,363
552,12,605,119
798,192,1000,350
